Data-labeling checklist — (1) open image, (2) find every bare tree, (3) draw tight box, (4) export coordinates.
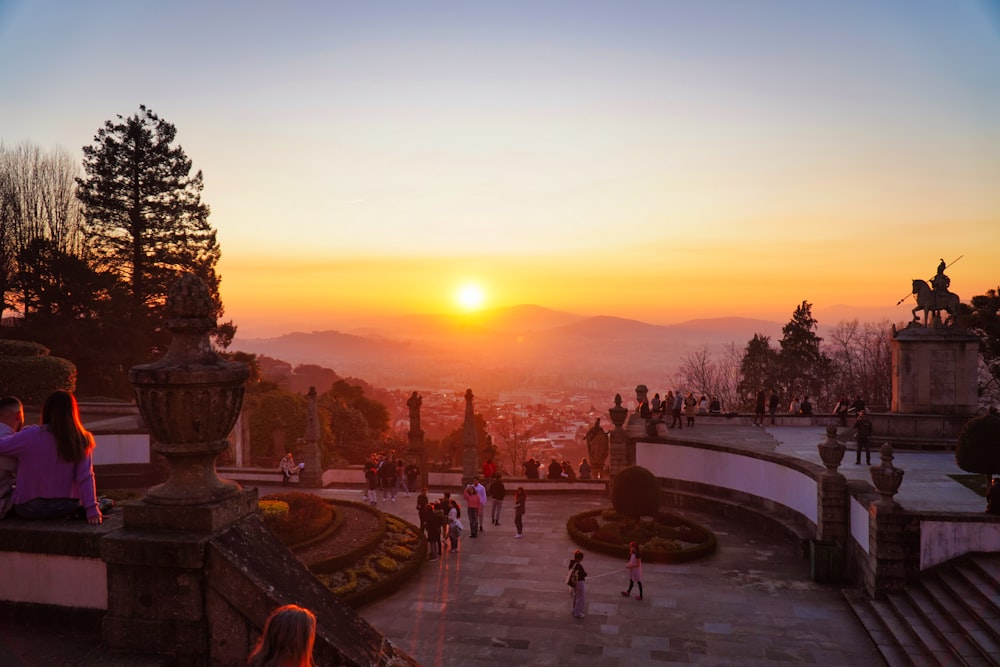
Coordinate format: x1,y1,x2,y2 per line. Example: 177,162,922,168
825,319,893,410
0,143,84,318
674,343,743,413
491,409,531,477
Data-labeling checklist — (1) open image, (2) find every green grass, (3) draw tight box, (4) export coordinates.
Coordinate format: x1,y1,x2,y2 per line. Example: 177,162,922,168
948,474,990,497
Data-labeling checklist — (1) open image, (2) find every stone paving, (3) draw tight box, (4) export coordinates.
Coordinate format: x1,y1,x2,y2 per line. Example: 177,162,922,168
1,424,985,665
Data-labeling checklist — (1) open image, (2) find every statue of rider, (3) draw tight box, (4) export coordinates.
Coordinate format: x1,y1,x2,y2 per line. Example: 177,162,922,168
931,258,951,294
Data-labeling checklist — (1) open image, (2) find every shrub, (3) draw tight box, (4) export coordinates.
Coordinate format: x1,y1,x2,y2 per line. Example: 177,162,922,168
0,341,76,405
956,413,1000,475
259,500,289,521
574,515,600,533
611,465,661,518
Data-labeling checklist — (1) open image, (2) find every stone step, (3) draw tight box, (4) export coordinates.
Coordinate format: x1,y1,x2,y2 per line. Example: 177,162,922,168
952,563,1000,644
844,589,936,667
903,583,990,667
895,585,969,665
969,555,1000,599
922,574,1000,665
881,591,955,666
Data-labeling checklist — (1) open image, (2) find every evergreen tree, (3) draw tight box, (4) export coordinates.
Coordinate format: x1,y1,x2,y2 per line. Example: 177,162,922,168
778,300,832,401
736,333,779,410
958,288,1000,408
75,105,225,346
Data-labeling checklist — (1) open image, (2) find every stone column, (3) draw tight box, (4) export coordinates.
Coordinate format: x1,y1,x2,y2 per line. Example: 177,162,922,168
461,388,479,484
299,386,323,488
816,426,848,545
103,273,257,662
608,394,629,478
866,443,908,597
407,391,426,489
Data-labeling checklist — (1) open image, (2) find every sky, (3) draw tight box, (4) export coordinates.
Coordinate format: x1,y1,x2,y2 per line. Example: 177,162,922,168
2,1,999,338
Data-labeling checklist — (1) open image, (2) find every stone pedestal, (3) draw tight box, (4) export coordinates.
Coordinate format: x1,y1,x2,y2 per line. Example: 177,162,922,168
866,503,908,597
608,395,629,478
892,324,980,415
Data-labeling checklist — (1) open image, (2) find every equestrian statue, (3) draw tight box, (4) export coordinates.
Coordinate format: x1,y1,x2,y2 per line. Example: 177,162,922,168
911,258,960,326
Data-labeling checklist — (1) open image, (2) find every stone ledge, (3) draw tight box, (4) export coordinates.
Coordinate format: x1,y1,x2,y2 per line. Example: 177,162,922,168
0,512,122,557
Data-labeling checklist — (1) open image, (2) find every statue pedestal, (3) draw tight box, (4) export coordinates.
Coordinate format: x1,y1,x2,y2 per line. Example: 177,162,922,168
892,324,980,415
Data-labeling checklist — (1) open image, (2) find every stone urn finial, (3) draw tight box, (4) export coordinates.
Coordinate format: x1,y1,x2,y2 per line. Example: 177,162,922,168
870,442,905,507
817,424,846,474
609,393,628,430
129,273,249,506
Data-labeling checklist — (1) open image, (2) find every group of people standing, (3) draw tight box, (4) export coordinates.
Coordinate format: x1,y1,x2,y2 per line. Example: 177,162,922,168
361,453,419,506
641,390,711,429
0,391,105,525
416,465,528,561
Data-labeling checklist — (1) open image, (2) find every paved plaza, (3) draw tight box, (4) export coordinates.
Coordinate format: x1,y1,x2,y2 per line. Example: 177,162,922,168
1,424,986,665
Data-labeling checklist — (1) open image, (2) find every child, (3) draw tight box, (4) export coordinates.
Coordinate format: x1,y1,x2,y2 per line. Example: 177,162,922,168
569,550,587,618
621,541,644,600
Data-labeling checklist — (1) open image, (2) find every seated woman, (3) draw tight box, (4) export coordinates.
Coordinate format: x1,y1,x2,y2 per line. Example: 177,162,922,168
0,390,102,524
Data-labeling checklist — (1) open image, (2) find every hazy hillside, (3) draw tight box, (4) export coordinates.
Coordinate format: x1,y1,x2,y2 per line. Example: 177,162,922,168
231,307,784,393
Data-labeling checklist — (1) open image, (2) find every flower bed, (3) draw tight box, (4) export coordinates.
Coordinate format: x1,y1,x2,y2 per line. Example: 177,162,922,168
567,507,716,563
259,492,340,550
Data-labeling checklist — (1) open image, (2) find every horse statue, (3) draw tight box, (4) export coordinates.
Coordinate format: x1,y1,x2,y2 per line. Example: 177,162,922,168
911,278,959,326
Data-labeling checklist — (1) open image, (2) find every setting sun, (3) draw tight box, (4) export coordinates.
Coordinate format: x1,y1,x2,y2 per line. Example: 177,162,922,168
455,283,486,312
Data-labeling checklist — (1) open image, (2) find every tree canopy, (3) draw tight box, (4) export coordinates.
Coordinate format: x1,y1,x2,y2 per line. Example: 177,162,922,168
76,105,221,318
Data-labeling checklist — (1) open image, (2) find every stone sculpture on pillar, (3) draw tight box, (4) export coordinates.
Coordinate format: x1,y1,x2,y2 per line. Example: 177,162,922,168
461,388,479,483
584,418,609,479
608,394,629,477
407,391,426,489
299,386,323,488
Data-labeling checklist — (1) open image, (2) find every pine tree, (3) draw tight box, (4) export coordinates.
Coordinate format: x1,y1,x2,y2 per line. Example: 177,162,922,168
778,300,832,400
736,333,779,409
76,105,222,329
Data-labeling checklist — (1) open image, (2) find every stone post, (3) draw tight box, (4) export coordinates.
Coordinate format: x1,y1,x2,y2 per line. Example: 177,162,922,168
461,388,479,484
103,273,258,662
866,443,907,597
608,394,629,478
299,386,323,488
815,425,848,568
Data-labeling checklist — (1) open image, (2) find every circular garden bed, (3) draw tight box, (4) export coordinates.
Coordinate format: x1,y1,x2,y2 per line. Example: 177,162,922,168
259,492,425,608
567,507,717,563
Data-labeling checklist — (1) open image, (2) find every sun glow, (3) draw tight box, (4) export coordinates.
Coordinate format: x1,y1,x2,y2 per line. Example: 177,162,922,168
455,282,486,312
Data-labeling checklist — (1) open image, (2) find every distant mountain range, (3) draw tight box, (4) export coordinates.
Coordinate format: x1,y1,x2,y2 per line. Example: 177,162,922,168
231,306,786,393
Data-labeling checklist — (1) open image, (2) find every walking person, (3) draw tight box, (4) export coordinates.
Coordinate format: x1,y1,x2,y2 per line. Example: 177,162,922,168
670,390,684,429
768,390,780,425
568,550,588,618
621,541,644,600
753,390,766,427
474,476,488,533
513,487,526,538
488,473,506,526
854,410,874,465
447,499,463,552
463,480,481,538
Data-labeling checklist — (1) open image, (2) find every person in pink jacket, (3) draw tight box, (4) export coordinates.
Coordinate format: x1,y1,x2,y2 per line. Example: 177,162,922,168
0,390,101,525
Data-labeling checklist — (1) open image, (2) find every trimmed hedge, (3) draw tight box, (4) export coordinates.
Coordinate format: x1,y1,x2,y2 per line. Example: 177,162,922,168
259,492,336,547
611,465,661,518
0,340,76,405
956,413,1000,475
566,507,717,563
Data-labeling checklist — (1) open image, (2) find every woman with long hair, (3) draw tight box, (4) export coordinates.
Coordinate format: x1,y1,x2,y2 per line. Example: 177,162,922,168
247,604,316,667
0,390,101,524
621,541,644,600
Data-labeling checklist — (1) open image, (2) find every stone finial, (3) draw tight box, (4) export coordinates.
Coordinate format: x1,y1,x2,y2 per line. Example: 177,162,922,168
817,424,845,474
870,442,905,507
129,273,249,506
609,393,628,430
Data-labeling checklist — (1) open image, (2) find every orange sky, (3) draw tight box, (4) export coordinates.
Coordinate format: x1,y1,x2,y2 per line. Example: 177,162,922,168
2,2,998,338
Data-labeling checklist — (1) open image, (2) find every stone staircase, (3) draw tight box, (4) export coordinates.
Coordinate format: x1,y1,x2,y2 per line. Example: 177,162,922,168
844,554,1000,666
